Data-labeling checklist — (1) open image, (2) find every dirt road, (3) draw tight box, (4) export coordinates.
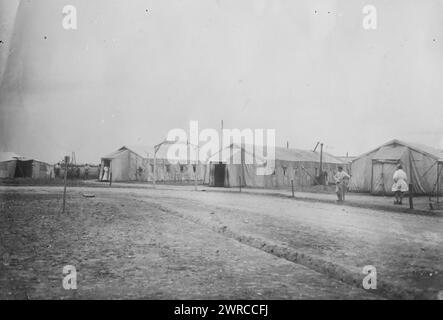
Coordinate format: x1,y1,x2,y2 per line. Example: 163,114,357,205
1,185,442,299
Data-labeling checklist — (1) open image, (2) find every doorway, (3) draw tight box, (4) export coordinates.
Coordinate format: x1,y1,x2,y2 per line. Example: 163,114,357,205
14,160,33,178
371,160,399,195
214,163,226,187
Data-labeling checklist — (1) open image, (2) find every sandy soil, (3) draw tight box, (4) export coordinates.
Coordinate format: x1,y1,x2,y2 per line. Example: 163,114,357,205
1,184,442,299
0,186,377,299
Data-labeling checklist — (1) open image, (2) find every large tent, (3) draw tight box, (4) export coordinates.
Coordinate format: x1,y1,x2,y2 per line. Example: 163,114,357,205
204,144,345,188
99,143,206,183
348,139,443,195
0,151,52,179
99,147,145,181
0,152,21,178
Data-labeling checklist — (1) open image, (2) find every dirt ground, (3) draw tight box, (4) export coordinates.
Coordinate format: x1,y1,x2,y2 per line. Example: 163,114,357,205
1,184,442,299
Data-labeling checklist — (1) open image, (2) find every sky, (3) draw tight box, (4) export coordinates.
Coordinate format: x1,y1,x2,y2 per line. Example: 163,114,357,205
0,0,442,164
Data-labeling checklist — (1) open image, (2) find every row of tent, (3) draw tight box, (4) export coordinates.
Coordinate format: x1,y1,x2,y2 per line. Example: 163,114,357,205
99,143,345,189
99,139,443,195
2,139,442,196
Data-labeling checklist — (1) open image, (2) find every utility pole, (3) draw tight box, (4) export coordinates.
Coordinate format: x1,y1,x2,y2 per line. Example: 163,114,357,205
319,143,323,179
220,120,223,163
153,150,156,188
62,155,69,213
313,142,324,185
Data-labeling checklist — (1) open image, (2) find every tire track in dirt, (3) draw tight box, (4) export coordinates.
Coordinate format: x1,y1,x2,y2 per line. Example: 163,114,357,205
133,195,426,300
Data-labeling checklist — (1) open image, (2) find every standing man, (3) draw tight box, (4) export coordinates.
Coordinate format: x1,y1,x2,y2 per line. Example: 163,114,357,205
334,166,351,202
84,163,90,180
54,162,61,178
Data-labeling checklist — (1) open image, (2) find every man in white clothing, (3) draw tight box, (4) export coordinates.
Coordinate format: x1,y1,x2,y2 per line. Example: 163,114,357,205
334,166,351,202
392,164,409,205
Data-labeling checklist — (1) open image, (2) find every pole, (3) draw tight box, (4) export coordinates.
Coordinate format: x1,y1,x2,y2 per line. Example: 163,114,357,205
153,151,156,188
220,120,223,163
319,143,324,185
194,165,197,191
239,176,242,193
195,145,199,191
62,155,69,213
409,153,414,209
291,180,294,198
437,162,440,204
109,172,112,186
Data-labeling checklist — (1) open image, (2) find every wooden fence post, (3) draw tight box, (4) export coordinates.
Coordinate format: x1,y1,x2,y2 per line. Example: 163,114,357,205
62,155,69,213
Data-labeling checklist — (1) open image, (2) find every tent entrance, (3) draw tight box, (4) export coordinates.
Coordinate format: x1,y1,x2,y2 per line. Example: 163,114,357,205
214,163,226,187
14,160,33,178
371,160,399,195
100,159,111,181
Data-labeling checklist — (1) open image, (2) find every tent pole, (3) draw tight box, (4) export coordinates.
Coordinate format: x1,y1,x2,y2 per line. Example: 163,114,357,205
153,151,156,188
409,152,414,195
194,145,198,191
437,162,440,203
319,143,323,184
62,156,69,213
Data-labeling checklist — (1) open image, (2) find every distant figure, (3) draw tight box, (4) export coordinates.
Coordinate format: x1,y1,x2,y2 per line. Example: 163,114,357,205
102,166,109,181
84,163,90,180
137,166,143,180
334,166,351,202
54,162,61,178
392,164,408,205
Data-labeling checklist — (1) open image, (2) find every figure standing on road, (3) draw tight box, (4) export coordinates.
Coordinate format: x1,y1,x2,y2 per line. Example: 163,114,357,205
102,166,109,181
392,164,408,205
334,166,351,202
54,162,61,178
84,163,90,180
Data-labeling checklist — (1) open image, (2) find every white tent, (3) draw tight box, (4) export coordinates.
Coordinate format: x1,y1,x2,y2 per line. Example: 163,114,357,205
99,142,206,183
205,144,345,188
349,139,443,195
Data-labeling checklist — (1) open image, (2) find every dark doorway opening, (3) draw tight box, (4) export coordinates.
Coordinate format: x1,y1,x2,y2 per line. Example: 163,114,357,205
15,160,33,178
101,159,111,181
214,163,226,187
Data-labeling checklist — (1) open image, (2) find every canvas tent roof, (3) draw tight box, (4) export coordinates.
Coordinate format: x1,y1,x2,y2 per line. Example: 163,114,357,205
0,151,48,163
353,139,443,162
274,146,344,163
101,149,131,160
103,142,201,162
337,156,357,163
206,144,344,164
0,151,23,162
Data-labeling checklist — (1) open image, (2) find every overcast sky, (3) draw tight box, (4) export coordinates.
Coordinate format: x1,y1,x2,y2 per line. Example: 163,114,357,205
0,0,442,163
